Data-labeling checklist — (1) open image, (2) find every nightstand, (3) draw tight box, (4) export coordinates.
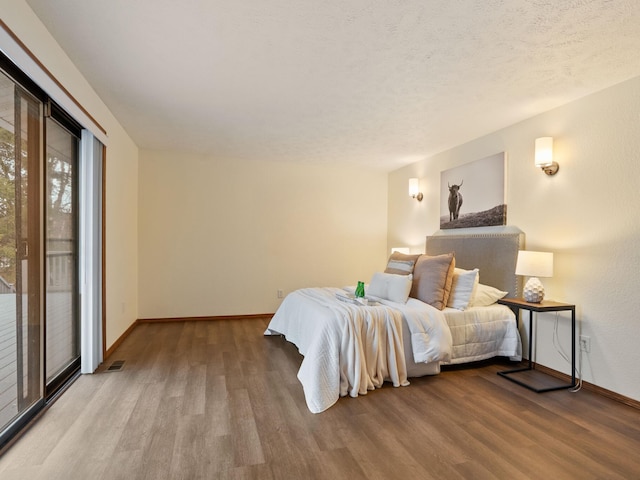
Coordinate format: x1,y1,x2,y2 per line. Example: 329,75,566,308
497,297,576,392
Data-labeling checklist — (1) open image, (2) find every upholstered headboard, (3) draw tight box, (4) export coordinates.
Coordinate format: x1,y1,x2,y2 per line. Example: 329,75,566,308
425,229,525,297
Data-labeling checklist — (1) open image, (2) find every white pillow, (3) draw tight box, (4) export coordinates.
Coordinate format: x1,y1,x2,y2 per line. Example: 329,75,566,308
367,272,413,304
470,283,508,307
447,268,479,310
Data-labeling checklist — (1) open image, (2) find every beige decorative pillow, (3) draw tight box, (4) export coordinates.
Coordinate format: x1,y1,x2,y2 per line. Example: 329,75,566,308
384,251,421,275
409,253,455,310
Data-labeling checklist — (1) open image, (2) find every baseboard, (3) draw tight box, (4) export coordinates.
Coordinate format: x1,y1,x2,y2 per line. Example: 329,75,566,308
105,319,139,360
534,363,640,410
137,313,274,323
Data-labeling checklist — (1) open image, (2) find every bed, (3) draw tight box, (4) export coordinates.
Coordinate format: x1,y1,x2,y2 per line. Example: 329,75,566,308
265,229,525,413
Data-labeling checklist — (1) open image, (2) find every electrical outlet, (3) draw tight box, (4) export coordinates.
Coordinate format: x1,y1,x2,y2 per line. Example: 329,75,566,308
277,289,284,299
579,335,591,353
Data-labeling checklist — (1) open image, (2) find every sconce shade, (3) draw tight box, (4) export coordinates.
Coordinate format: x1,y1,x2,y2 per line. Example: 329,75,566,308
408,178,423,201
534,137,554,167
408,178,419,196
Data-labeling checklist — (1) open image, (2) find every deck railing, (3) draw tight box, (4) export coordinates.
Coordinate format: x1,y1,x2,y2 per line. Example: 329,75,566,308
0,247,74,429
46,251,74,292
0,276,14,294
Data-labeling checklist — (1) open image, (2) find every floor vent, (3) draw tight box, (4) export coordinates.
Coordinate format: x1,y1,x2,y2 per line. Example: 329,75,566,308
106,360,125,372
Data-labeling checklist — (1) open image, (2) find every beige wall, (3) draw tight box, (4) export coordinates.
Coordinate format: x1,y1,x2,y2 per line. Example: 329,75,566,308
138,150,388,318
388,76,640,401
3,0,140,350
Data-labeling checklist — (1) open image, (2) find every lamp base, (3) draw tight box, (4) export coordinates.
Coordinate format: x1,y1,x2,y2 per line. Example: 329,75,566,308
523,277,545,303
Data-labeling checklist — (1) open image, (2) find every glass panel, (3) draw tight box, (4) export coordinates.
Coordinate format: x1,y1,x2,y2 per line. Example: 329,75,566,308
45,119,79,383
0,71,43,434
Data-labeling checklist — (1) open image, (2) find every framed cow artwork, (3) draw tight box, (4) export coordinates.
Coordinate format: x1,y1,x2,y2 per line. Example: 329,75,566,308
439,152,507,229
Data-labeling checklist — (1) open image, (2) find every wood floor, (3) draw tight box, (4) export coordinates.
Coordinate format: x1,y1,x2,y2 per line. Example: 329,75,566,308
0,317,639,479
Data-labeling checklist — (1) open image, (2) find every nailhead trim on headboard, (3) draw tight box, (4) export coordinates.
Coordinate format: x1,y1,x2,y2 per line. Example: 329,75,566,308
426,230,525,297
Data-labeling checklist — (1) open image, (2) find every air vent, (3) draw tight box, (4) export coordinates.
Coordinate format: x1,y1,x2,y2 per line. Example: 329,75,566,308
106,360,125,372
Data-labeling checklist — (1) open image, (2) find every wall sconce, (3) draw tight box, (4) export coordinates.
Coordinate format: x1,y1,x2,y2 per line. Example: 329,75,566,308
408,178,423,201
535,137,559,175
515,250,554,303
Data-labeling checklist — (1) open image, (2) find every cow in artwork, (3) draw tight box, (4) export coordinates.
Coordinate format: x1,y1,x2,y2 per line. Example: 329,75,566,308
448,180,463,221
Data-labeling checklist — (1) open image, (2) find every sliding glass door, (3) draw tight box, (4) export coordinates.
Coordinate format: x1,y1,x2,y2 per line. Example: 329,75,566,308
0,62,82,446
45,116,80,394
0,70,43,435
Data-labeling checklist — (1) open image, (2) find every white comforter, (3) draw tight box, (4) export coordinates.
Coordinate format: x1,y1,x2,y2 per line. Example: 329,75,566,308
264,287,452,413
444,304,522,364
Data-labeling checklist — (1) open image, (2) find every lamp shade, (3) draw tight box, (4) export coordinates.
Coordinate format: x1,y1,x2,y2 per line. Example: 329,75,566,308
515,251,553,278
534,137,554,167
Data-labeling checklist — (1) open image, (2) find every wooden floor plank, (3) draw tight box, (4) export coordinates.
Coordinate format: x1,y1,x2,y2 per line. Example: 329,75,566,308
0,318,639,480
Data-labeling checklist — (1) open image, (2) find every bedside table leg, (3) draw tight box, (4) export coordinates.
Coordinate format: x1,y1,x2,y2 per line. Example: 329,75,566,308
571,309,576,387
528,309,534,369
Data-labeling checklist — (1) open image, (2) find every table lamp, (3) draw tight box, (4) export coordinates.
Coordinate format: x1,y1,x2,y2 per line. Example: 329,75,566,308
515,250,554,303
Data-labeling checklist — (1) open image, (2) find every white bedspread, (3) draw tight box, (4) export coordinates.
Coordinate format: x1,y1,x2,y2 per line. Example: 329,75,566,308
264,287,452,413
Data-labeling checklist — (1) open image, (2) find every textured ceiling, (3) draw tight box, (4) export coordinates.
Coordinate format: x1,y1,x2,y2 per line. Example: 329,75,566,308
25,0,640,171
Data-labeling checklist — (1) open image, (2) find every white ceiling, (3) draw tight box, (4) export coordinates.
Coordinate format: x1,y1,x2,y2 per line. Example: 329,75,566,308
26,0,640,171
